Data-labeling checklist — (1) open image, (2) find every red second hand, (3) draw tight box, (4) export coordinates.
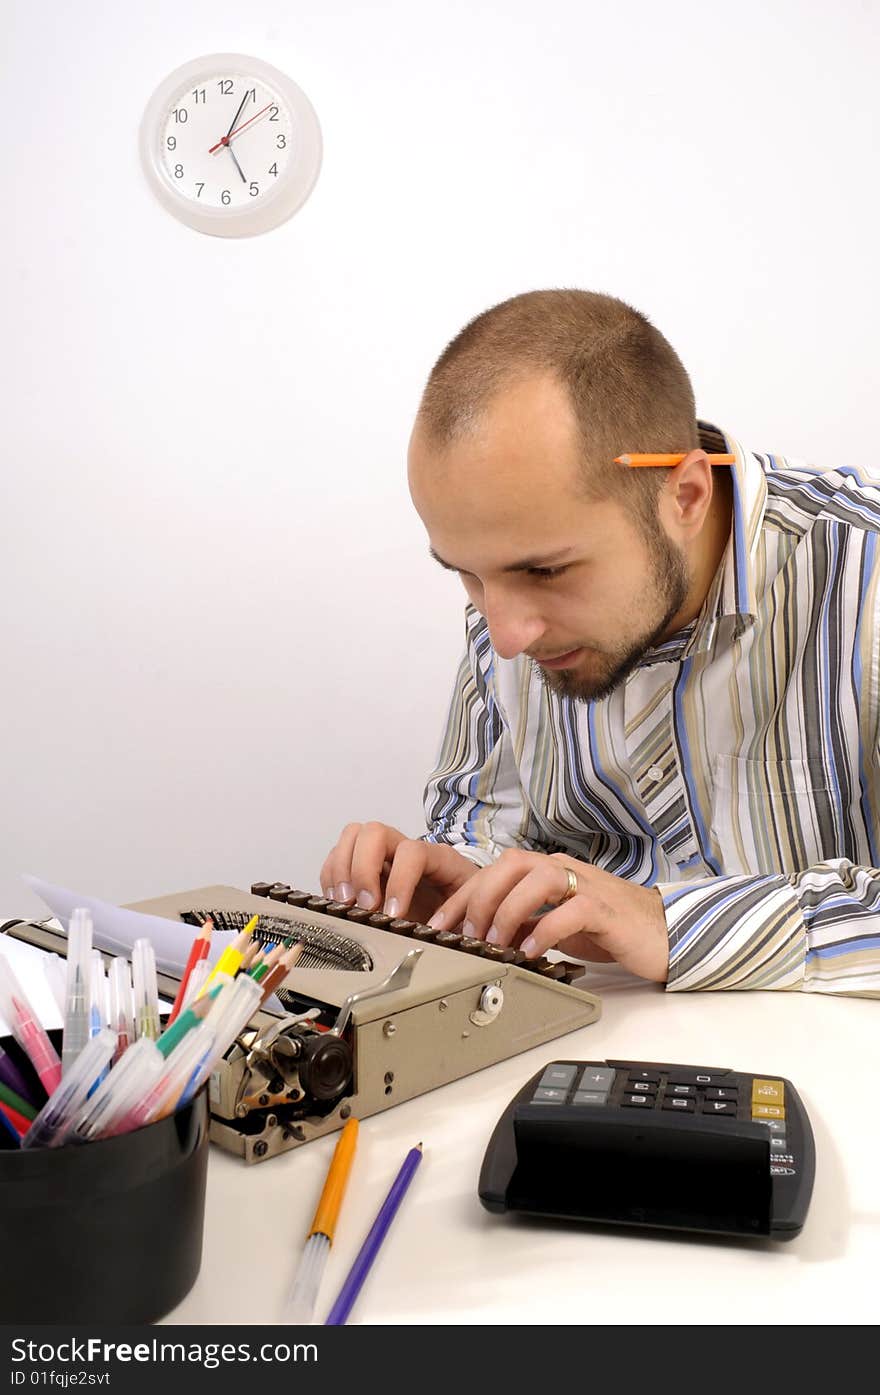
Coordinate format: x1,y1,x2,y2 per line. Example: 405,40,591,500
208,102,274,154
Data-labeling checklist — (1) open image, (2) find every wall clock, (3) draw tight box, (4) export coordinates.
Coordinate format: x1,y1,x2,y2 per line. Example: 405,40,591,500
139,53,322,237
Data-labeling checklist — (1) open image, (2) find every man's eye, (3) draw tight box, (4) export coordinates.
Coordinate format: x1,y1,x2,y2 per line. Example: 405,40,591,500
528,565,568,581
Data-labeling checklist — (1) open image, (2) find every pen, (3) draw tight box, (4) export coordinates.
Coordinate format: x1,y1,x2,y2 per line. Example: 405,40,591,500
109,1023,216,1135
61,907,93,1076
284,1118,359,1324
0,1099,30,1139
0,956,62,1095
108,956,135,1062
132,938,161,1041
167,917,212,1025
171,973,264,1110
324,1143,423,1325
0,1104,21,1146
0,1079,38,1122
614,452,736,467
21,1028,117,1149
69,1036,165,1142
0,1044,40,1107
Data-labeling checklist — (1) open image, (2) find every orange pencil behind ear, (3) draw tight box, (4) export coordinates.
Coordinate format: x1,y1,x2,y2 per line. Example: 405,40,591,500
615,452,736,467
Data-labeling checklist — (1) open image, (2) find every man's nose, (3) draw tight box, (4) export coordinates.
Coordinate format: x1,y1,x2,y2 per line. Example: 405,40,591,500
484,592,546,660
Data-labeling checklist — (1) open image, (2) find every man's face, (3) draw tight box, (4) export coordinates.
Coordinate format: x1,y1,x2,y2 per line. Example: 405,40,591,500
408,374,692,703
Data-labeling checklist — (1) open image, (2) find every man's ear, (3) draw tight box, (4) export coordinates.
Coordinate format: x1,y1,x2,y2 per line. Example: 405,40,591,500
662,450,713,534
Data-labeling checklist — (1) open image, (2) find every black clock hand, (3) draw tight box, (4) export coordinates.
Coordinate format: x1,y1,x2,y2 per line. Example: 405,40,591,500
226,90,251,140
227,144,247,183
220,89,250,182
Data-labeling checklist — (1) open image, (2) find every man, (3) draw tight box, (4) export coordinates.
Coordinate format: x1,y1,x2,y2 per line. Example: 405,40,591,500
321,290,880,995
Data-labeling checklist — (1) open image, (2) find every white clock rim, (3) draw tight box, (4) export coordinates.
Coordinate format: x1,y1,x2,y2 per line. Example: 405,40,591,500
139,52,322,238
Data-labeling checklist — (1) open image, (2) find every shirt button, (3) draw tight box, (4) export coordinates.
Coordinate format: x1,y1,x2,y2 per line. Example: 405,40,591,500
646,765,664,781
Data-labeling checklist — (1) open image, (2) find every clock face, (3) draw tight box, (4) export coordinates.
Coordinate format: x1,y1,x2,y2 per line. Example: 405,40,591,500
160,72,293,210
140,55,322,237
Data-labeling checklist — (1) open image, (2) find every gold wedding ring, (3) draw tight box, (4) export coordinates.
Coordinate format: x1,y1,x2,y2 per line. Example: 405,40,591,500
559,867,578,904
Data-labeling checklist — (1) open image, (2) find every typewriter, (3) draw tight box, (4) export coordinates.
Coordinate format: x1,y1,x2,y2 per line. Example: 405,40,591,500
126,881,603,1164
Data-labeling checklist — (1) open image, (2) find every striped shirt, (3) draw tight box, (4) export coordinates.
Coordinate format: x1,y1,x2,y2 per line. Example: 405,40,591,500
422,421,880,996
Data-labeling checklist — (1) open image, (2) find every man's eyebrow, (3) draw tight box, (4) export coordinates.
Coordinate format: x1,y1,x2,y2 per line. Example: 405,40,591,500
428,546,577,573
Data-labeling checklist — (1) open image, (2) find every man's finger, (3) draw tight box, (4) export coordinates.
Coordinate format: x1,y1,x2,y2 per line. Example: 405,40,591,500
426,855,533,936
320,822,364,900
349,823,408,910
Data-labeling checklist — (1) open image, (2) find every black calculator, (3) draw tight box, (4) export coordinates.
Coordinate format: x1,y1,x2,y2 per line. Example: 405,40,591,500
479,1059,815,1240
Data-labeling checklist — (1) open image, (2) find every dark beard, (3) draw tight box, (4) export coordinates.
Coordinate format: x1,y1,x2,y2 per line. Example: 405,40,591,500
536,528,690,703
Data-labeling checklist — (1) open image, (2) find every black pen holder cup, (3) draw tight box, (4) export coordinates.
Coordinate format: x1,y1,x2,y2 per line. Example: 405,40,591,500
0,1090,209,1323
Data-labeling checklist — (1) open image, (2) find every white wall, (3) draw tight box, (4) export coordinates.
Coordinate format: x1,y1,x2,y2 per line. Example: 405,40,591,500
3,0,878,919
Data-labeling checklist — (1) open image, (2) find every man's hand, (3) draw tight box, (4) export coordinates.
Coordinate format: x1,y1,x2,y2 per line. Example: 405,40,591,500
320,822,480,924
426,850,669,982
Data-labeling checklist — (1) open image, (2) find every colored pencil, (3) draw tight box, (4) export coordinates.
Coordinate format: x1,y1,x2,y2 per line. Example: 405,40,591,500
324,1143,423,1325
614,452,735,467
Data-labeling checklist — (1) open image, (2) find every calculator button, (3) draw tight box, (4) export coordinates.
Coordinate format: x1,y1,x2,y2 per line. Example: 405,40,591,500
532,1087,568,1103
705,1086,738,1102
662,1096,695,1112
578,1067,616,1093
701,1099,737,1117
754,1118,786,1136
666,1084,696,1098
752,1078,785,1106
769,1137,790,1154
666,1071,728,1087
538,1064,578,1091
573,1091,609,1106
626,1080,658,1095
623,1068,661,1084
622,1093,654,1108
752,1103,785,1120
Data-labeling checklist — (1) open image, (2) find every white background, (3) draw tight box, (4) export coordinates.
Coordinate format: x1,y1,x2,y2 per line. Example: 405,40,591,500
3,0,878,920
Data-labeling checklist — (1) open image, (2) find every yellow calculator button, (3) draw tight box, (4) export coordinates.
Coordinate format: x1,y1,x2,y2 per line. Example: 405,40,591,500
752,1103,786,1120
752,1078,785,1106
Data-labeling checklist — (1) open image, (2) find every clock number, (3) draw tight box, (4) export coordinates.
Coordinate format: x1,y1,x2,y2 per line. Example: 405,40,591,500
192,88,206,103
269,163,278,177
269,105,279,121
166,135,177,150
249,182,260,198
174,164,184,179
276,134,287,149
173,108,188,123
217,79,233,96
221,189,231,205
195,182,205,199
246,88,257,103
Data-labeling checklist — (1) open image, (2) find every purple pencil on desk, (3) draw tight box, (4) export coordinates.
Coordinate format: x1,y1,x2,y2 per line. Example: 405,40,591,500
324,1143,423,1325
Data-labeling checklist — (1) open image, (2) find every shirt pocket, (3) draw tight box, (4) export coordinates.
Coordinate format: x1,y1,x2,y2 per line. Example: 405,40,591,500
710,755,835,876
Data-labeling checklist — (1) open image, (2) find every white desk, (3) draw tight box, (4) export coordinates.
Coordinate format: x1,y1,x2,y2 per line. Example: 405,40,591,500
161,965,879,1326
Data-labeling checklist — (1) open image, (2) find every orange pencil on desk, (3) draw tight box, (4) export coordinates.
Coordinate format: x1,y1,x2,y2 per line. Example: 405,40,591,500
615,452,736,467
167,917,213,1025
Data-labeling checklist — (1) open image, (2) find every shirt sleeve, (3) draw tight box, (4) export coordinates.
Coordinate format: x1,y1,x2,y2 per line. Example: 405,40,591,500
659,859,880,997
420,606,545,867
